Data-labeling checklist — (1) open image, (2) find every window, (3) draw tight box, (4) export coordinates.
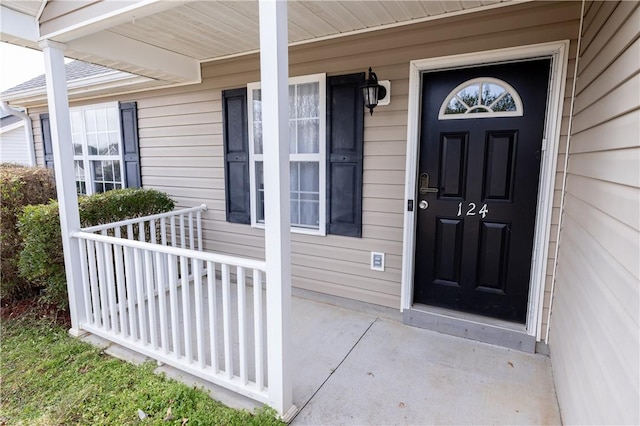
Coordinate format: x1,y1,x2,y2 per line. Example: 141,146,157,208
222,72,364,238
70,103,124,194
439,77,523,120
247,74,327,235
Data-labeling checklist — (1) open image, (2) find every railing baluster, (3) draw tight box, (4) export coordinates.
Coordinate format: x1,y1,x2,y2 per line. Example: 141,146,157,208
150,219,157,245
253,269,264,390
188,212,195,250
207,261,218,371
145,249,158,350
160,217,167,246
168,254,180,358
95,241,109,329
222,264,232,379
170,216,177,248
134,248,148,345
237,266,247,384
181,255,192,363
114,228,128,337
197,210,203,251
102,231,118,333
156,251,169,353
124,245,137,341
193,259,205,369
78,238,93,326
180,214,186,250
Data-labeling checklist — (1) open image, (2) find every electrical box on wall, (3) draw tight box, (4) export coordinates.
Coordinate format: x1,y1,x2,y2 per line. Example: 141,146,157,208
371,252,385,271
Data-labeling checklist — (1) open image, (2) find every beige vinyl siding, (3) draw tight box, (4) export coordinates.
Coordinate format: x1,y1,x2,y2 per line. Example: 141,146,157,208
29,2,580,334
549,1,640,424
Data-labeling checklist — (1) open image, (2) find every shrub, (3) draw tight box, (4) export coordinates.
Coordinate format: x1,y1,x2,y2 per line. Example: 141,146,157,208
0,164,56,301
18,188,175,308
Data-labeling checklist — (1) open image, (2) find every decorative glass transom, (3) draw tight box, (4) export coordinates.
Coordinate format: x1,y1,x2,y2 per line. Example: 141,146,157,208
439,77,523,120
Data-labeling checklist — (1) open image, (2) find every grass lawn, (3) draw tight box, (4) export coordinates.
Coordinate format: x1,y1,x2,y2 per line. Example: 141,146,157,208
0,301,284,425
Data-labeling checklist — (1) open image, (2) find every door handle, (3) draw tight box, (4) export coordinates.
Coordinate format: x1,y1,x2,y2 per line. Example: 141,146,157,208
419,173,439,194
419,200,429,210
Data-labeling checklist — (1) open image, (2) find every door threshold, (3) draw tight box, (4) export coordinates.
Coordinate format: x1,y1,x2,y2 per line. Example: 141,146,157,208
404,304,536,353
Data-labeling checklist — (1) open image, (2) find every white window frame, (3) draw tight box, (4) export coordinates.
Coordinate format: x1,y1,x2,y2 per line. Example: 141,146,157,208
247,73,327,236
70,101,125,195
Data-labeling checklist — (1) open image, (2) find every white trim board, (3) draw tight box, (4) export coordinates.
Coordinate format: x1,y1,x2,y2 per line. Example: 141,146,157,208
400,41,570,341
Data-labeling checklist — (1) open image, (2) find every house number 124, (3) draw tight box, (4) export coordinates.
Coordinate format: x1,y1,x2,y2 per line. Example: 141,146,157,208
457,202,489,218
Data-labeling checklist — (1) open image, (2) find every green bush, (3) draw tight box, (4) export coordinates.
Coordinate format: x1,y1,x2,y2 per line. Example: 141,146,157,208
18,188,175,308
0,164,57,301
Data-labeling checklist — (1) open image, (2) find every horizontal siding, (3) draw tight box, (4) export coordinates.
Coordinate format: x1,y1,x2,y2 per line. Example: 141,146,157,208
0,127,30,165
549,1,640,425
27,2,581,322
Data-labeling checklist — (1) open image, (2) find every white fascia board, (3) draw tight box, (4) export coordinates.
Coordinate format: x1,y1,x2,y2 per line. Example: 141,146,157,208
0,6,39,43
67,32,201,84
39,0,179,43
0,72,151,105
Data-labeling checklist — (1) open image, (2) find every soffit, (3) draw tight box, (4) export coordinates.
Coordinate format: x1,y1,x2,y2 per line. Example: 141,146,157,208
108,0,513,62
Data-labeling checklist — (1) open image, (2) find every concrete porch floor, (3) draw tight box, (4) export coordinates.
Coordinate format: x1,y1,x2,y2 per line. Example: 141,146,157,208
95,293,561,425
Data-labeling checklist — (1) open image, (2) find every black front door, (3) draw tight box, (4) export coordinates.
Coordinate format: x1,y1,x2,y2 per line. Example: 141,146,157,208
413,59,550,323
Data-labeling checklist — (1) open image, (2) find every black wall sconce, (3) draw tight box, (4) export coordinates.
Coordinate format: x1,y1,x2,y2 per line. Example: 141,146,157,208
361,67,387,115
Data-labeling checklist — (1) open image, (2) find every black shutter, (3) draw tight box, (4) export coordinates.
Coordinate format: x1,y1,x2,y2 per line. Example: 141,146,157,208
222,88,251,224
39,113,55,169
326,73,365,237
119,102,141,188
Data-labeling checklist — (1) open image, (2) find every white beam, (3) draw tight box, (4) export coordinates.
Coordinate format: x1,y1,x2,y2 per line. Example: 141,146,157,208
39,0,179,43
67,31,201,83
40,39,86,335
259,0,296,420
0,6,39,43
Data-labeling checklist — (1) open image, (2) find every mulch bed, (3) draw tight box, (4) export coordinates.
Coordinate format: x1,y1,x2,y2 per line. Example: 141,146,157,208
1,297,70,327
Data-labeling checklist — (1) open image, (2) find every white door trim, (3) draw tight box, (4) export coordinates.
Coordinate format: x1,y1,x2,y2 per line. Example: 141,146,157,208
400,40,570,340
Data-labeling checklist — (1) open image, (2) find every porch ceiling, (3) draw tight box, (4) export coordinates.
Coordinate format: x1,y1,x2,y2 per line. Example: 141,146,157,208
2,0,521,91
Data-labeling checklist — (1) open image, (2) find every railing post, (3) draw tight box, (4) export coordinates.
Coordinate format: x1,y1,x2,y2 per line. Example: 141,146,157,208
41,39,86,335
259,0,296,420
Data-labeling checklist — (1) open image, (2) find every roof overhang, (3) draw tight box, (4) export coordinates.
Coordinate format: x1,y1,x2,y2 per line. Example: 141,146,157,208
1,0,529,105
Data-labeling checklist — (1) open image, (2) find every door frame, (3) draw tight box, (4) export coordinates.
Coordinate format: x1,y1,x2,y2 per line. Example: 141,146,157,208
400,41,570,340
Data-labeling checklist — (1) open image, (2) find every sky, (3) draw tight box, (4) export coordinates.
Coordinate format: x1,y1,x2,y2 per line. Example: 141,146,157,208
0,43,46,92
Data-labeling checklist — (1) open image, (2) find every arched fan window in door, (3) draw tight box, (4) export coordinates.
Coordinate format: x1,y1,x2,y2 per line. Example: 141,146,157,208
438,77,523,120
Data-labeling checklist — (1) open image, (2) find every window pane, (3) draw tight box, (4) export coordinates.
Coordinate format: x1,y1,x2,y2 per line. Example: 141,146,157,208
108,132,120,154
493,93,517,112
75,160,86,195
96,108,108,132
296,118,319,153
87,134,98,155
289,85,295,118
254,122,263,154
85,109,97,132
289,121,296,154
457,84,480,107
73,135,83,155
289,162,319,229
70,111,82,133
107,107,119,130
296,82,319,118
255,161,265,223
98,133,109,155
481,82,506,106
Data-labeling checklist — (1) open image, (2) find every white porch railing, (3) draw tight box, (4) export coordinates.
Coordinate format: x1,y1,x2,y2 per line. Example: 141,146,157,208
71,206,272,404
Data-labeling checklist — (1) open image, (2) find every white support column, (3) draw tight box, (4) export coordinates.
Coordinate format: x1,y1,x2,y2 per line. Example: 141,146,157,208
40,39,86,335
258,0,296,420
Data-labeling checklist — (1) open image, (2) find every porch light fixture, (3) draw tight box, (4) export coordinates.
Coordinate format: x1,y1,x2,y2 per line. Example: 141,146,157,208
361,67,387,115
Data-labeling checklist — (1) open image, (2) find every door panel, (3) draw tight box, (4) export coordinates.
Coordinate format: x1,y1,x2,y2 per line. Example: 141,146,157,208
413,59,551,323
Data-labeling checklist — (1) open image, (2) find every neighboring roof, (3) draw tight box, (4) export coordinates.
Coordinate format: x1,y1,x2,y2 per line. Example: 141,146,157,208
0,59,155,108
2,60,118,95
0,114,22,128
